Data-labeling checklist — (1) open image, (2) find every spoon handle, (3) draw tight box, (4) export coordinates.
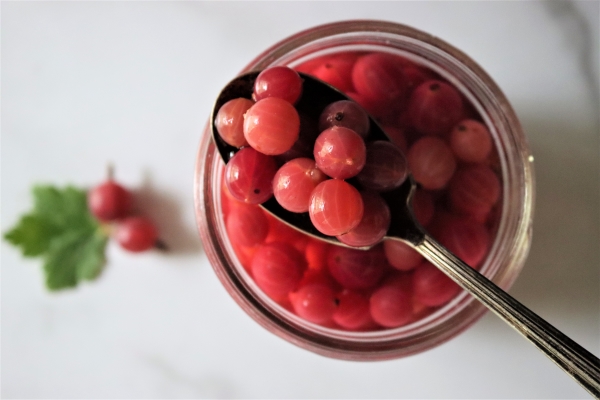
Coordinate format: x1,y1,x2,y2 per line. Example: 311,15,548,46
415,235,600,398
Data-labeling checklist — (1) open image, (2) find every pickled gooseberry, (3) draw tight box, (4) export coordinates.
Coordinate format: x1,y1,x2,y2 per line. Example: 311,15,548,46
318,100,370,139
243,97,300,155
308,179,364,236
383,240,423,272
337,192,390,248
225,147,278,204
450,119,493,163
226,204,269,247
448,165,501,219
332,290,373,330
289,283,337,325
407,136,457,190
356,141,408,192
273,158,328,213
352,53,408,107
369,277,413,328
214,98,253,148
327,245,387,290
412,261,461,307
254,66,303,104
251,242,305,301
407,80,463,135
310,53,357,93
432,215,490,269
313,126,366,180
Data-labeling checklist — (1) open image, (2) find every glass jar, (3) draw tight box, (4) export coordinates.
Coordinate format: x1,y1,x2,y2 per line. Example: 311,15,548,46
194,20,534,360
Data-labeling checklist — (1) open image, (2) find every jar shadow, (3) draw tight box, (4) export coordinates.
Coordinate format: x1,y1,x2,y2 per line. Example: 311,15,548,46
132,173,203,255
508,112,599,323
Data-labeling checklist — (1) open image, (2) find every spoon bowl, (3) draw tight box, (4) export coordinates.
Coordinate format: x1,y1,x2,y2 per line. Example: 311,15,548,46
210,70,600,397
211,71,422,248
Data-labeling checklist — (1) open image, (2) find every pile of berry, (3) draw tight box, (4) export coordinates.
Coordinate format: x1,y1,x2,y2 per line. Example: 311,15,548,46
215,52,501,330
88,171,160,253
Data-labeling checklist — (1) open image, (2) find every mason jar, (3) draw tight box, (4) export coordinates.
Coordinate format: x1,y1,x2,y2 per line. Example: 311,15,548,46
195,20,534,360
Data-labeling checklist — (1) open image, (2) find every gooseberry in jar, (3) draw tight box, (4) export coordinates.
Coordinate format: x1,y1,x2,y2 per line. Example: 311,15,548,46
251,242,305,301
327,245,387,290
309,53,357,93
383,240,423,272
432,215,490,269
412,189,435,227
226,204,269,247
356,141,408,192
408,80,463,136
289,283,337,325
448,165,501,219
450,119,493,163
407,136,456,190
352,53,408,107
412,261,461,307
369,276,413,328
332,290,373,330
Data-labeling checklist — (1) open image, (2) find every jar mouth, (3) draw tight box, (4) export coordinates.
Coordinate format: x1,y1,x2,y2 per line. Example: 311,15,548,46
195,20,535,360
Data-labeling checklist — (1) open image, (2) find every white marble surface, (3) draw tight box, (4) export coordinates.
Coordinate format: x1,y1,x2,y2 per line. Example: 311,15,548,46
2,1,598,398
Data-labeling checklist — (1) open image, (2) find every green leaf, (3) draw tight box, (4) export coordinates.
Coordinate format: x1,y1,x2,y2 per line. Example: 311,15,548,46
4,185,109,290
43,229,108,291
32,185,95,231
4,214,60,256
75,231,109,281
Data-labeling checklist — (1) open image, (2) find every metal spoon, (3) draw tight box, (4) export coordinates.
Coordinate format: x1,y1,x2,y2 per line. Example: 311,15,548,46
211,71,600,397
